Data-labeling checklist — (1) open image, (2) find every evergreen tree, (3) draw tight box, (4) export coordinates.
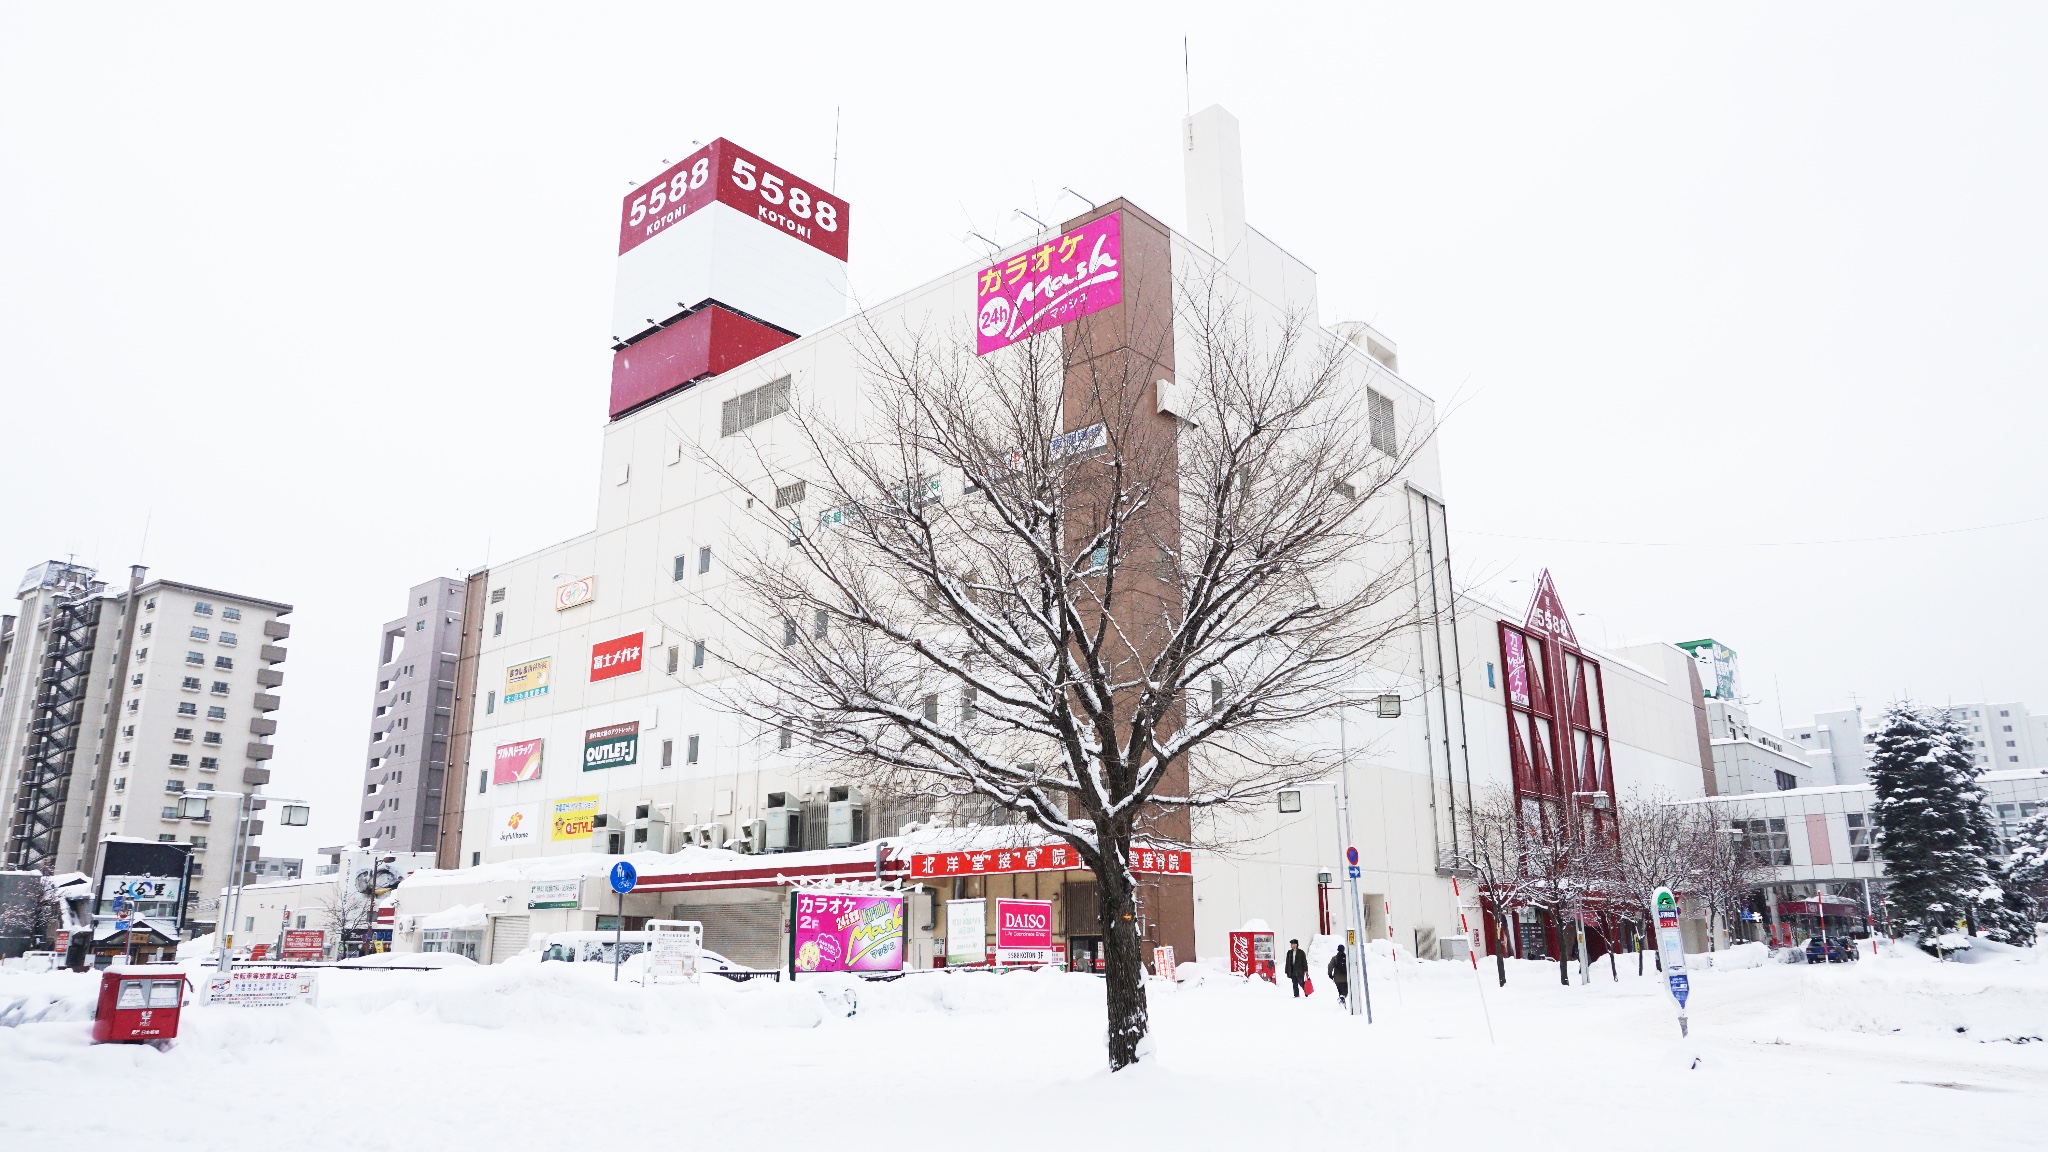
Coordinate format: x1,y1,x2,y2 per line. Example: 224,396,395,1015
2002,807,2048,929
1868,703,2025,950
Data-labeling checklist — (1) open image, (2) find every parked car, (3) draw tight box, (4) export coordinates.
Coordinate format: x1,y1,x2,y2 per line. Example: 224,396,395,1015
537,930,737,971
1804,935,1856,963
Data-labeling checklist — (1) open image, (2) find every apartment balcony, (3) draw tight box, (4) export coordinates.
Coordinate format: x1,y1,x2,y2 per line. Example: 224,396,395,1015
249,717,277,737
247,742,275,761
256,668,285,689
253,692,281,712
243,766,271,786
264,620,291,640
260,644,287,664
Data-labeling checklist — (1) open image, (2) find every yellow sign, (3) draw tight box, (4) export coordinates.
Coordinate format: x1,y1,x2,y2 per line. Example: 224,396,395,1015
550,794,600,841
504,657,552,704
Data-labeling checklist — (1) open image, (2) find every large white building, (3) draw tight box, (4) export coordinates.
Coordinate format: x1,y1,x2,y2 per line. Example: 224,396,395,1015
398,107,1716,971
0,561,292,948
1787,701,2047,784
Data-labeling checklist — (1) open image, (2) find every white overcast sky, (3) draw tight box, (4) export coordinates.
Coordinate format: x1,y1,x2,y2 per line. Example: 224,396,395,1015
4,4,2044,863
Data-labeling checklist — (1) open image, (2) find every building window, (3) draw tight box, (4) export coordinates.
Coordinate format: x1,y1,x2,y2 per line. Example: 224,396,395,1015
422,928,485,959
200,757,218,771
174,728,194,742
491,611,503,637
692,641,706,669
686,735,700,765
961,687,977,723
1366,388,1397,455
814,609,828,639
1735,818,1792,867
140,623,152,635
1846,813,1873,862
215,656,233,670
219,631,237,647
1773,770,1797,791
181,677,201,691
186,651,204,665
673,555,687,581
193,601,214,616
177,702,197,716
207,706,225,720
169,754,189,768
783,618,798,647
921,694,939,722
486,690,496,715
661,739,674,767
698,546,713,575
720,376,792,437
210,681,230,696
203,732,222,746
222,607,241,621
775,480,807,507
1486,662,1496,688
778,728,793,751
190,626,210,641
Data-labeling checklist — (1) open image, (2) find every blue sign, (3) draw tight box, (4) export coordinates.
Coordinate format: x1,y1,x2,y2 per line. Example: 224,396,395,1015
115,919,131,931
608,860,638,894
1667,972,1689,1009
1345,846,1359,867
1348,865,1362,879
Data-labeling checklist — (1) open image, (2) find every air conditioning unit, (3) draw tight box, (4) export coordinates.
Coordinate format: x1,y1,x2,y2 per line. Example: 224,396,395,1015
764,806,803,853
827,800,866,847
736,819,765,854
698,822,725,850
631,815,669,852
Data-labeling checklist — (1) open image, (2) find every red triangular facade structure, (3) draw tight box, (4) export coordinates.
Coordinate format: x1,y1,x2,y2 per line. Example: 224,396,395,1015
1523,569,1578,646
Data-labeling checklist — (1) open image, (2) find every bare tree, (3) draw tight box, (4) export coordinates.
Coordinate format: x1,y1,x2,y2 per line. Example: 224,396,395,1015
1603,790,1701,974
1455,787,1547,987
701,283,1427,1069
1689,807,1773,950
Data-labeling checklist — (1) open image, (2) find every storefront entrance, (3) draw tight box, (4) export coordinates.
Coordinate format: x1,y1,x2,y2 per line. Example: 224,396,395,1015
1068,935,1104,973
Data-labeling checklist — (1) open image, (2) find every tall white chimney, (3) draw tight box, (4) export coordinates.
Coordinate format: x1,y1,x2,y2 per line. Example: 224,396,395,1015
1183,104,1247,262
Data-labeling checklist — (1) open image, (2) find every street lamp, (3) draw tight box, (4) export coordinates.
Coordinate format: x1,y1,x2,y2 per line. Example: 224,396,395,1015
194,790,312,975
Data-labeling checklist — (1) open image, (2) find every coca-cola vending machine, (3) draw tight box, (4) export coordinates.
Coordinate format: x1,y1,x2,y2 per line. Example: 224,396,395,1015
1228,930,1276,982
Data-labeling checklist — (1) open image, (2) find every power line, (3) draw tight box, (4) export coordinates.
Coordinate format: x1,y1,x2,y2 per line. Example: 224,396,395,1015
1459,513,2048,549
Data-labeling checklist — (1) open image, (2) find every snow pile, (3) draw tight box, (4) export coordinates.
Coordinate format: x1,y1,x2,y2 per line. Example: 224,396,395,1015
0,970,99,1027
1686,942,1767,971
1799,951,2048,1040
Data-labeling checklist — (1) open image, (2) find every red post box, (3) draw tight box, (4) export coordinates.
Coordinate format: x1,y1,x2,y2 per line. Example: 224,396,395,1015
91,966,188,1045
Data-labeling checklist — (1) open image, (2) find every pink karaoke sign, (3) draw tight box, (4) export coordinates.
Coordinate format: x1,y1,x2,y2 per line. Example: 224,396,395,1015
974,212,1124,355
791,891,904,974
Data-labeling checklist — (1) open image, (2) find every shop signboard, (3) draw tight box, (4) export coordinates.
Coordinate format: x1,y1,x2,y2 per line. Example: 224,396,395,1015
974,212,1123,355
590,632,644,682
583,721,640,771
492,738,545,785
279,929,325,961
995,899,1054,966
909,843,1189,880
1153,944,1177,982
205,968,320,1007
503,658,552,704
790,891,904,975
527,878,582,910
551,795,601,842
944,898,986,965
554,576,596,611
1502,630,1531,708
492,803,540,846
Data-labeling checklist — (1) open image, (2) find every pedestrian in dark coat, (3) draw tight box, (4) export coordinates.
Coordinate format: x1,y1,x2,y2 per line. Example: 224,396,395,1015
1283,938,1309,996
1328,945,1351,1006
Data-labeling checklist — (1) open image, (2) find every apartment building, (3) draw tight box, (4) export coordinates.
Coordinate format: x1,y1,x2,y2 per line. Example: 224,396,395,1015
357,577,465,851
1788,701,2045,784
0,561,291,940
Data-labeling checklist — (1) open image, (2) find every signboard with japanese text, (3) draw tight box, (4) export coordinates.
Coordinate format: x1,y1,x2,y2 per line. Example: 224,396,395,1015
975,213,1123,356
790,891,903,974
554,577,596,612
996,899,1054,965
503,658,552,704
945,898,986,965
528,878,582,909
1502,629,1531,708
908,843,1189,880
492,738,545,786
583,722,640,771
492,803,540,846
550,795,601,842
279,929,325,961
205,968,320,1008
589,632,644,682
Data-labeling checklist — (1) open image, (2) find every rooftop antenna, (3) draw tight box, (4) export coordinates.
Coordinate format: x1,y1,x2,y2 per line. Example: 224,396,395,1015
1014,209,1048,231
1183,37,1191,116
831,106,841,192
137,509,152,565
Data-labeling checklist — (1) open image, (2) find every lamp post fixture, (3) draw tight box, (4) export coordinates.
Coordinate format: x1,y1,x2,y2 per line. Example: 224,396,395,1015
180,790,310,975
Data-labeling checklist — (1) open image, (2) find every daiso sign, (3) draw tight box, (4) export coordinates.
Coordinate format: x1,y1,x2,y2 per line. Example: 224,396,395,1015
995,898,1054,965
975,212,1123,355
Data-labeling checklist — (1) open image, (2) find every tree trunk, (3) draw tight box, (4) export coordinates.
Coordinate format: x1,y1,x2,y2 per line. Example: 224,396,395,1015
1094,841,1151,1071
1494,914,1509,987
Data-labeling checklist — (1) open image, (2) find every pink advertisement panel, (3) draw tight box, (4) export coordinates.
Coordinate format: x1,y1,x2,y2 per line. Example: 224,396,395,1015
1502,630,1531,708
491,738,544,786
974,212,1124,355
996,898,1054,965
791,892,904,974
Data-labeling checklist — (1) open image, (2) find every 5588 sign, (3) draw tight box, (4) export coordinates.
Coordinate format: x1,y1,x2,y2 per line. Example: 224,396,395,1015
619,138,848,262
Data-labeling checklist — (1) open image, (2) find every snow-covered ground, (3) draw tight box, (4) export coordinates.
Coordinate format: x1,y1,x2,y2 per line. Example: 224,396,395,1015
4,945,2042,1149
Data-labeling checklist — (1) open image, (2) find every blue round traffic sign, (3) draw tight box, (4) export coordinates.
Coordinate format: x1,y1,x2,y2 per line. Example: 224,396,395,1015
609,860,638,894
1345,846,1359,867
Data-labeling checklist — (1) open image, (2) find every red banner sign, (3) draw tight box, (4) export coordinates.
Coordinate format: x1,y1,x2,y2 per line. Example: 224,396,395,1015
619,138,849,261
589,632,644,682
908,844,1190,879
280,929,325,961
